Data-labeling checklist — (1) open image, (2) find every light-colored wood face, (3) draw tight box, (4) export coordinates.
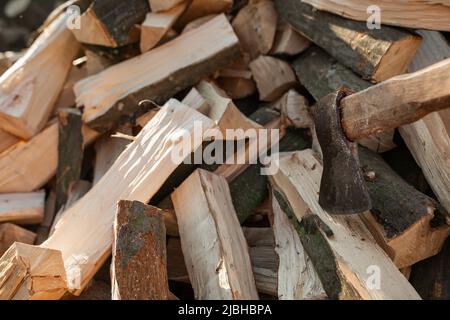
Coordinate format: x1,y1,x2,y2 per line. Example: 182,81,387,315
0,191,45,224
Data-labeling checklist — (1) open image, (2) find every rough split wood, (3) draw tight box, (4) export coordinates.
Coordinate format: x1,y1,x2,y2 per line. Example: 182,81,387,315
172,169,259,300
0,191,45,224
0,224,36,257
0,14,79,139
74,14,240,132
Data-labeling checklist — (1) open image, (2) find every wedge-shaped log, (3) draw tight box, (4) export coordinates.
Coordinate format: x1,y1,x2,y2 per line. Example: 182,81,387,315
140,2,188,53
0,243,67,300
270,21,310,56
112,201,169,300
71,0,149,47
0,14,80,139
269,150,421,300
0,191,45,224
0,224,36,257
399,30,450,213
249,55,297,102
0,122,99,194
275,0,422,82
172,169,259,300
232,0,278,59
271,191,325,300
301,0,450,31
359,147,450,268
75,14,240,133
39,100,215,298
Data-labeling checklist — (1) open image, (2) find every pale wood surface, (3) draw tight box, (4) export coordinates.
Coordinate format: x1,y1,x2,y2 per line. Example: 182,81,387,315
176,0,233,27
172,169,259,300
0,224,36,257
269,150,421,300
149,0,185,12
0,14,79,139
303,0,450,31
399,30,450,213
0,130,19,155
0,191,45,224
270,21,310,56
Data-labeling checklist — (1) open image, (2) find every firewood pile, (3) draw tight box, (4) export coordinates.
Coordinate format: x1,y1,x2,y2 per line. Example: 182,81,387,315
0,0,449,300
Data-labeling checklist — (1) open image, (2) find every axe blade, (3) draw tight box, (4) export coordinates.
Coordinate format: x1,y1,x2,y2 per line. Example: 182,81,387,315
314,89,372,215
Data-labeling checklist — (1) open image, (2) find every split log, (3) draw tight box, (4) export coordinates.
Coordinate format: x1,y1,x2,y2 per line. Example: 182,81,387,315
0,130,19,155
111,200,169,300
271,190,326,300
409,238,450,299
140,2,188,53
71,0,150,47
149,0,185,12
232,0,278,59
293,46,396,153
181,87,210,115
276,0,422,82
217,77,256,100
249,55,297,102
195,80,262,135
0,224,36,257
301,0,450,31
55,109,83,212
181,14,217,34
0,122,98,194
171,169,259,300
270,21,310,56
11,100,214,299
269,150,421,299
176,0,233,28
359,147,450,268
399,30,450,213
0,243,67,300
74,14,240,133
273,89,313,129
0,191,45,225
0,14,80,139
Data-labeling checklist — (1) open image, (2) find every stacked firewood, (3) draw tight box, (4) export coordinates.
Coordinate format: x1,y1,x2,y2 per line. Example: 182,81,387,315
0,0,449,300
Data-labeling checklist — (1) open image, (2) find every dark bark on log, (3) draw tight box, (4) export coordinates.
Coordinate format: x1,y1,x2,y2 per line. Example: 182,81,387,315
55,109,83,212
111,200,169,300
275,0,421,82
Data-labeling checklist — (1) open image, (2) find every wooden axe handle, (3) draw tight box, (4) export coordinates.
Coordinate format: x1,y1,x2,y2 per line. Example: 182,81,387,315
340,57,450,141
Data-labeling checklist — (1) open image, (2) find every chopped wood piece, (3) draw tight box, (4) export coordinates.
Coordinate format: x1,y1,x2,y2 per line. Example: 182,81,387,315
140,2,188,53
293,46,396,152
35,191,57,245
269,150,421,300
196,80,262,134
0,129,19,155
271,190,326,300
0,122,99,194
74,15,240,133
0,224,36,256
172,169,259,300
111,200,169,300
181,14,217,34
274,89,313,129
276,1,422,82
176,0,233,27
55,109,83,212
232,0,278,59
400,30,450,214
410,238,450,299
0,14,80,139
249,55,297,102
93,126,133,185
359,147,450,268
0,191,45,225
71,0,150,47
270,21,310,56
0,51,23,76
301,0,450,31
0,243,67,300
181,87,210,115
38,100,215,298
217,77,256,99
149,0,185,12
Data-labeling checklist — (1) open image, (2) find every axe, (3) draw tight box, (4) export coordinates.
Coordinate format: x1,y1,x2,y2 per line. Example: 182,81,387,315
313,58,450,215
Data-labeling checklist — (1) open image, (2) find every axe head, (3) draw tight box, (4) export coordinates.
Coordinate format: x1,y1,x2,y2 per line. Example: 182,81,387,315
313,88,372,215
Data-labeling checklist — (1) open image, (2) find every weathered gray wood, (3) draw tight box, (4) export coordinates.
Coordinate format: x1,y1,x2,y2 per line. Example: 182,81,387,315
111,200,169,300
275,0,421,82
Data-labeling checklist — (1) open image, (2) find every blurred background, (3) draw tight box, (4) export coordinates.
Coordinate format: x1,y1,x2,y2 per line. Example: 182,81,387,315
0,0,63,51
